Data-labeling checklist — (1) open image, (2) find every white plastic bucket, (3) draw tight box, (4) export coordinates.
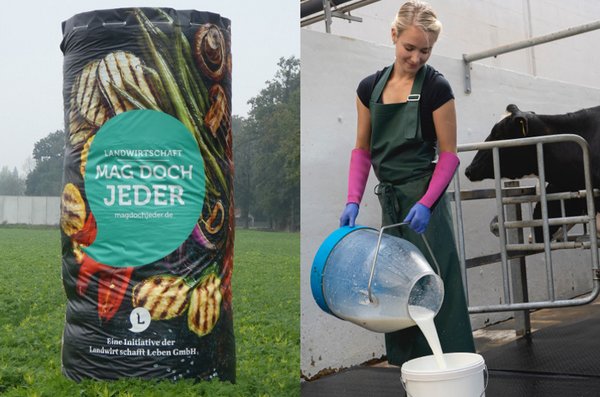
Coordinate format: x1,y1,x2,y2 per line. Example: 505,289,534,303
401,353,487,397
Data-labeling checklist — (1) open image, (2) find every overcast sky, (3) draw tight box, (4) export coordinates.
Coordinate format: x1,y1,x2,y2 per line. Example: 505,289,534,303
0,0,299,173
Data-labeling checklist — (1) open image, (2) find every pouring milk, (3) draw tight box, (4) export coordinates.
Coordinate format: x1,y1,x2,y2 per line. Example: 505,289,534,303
409,305,447,369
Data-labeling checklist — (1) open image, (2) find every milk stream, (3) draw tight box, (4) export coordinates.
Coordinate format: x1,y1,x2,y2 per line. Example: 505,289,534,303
408,305,447,369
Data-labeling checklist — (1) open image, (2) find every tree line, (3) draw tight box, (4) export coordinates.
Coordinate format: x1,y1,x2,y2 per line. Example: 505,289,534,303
0,129,63,197
233,57,300,231
0,56,300,232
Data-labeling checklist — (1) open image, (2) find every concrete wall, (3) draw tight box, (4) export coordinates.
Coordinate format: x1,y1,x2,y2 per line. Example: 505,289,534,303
301,27,600,378
0,196,60,225
304,0,600,90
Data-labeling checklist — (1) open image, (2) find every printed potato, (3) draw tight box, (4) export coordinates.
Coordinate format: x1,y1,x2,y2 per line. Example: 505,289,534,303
97,51,159,115
133,275,191,320
60,183,86,237
73,60,110,127
68,88,96,147
80,135,95,177
188,273,222,336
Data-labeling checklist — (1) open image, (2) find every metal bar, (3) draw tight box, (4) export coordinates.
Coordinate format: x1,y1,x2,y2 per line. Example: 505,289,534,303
457,133,599,316
502,216,590,228
453,186,537,201
492,147,512,304
421,234,442,276
560,199,568,242
517,210,532,336
367,222,391,303
322,0,332,33
463,20,600,93
465,239,595,268
463,61,472,94
580,135,600,274
453,172,469,302
458,134,590,152
330,11,362,22
469,284,600,313
528,201,535,245
507,241,590,251
301,0,381,27
505,181,531,336
466,252,529,269
502,189,599,204
367,222,441,303
463,20,600,63
536,143,555,301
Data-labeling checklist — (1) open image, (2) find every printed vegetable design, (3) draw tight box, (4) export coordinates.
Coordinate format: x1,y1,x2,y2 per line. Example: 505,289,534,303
60,183,86,236
62,8,233,328
68,14,230,146
132,275,191,320
134,9,232,250
131,264,223,337
67,8,232,246
60,182,97,249
192,224,217,250
205,84,228,136
60,183,97,249
71,212,97,246
202,200,225,234
190,200,225,250
188,271,222,336
61,183,130,323
96,51,161,114
73,60,110,127
68,89,97,147
79,135,94,177
76,254,134,322
194,24,227,82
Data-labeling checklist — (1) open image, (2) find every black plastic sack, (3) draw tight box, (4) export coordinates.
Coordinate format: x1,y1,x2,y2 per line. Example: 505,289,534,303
59,8,234,381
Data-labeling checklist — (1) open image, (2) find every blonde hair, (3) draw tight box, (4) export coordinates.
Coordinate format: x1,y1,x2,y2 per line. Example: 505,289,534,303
392,1,442,40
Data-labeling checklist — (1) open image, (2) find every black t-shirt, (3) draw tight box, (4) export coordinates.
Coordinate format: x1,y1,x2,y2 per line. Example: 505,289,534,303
356,65,454,142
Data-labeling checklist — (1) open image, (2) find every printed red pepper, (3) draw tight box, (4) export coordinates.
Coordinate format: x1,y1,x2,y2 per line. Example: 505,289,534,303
77,254,133,322
97,266,134,322
71,212,97,247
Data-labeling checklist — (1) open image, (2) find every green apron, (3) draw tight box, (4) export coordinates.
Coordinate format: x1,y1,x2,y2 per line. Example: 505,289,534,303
369,64,475,366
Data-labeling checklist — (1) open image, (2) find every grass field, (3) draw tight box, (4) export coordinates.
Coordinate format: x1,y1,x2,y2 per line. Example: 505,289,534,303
0,227,299,397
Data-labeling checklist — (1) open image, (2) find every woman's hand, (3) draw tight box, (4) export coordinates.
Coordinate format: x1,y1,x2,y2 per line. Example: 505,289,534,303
340,203,359,227
403,203,431,234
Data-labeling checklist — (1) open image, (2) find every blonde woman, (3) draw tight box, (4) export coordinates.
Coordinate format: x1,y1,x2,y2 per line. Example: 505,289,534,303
339,1,475,366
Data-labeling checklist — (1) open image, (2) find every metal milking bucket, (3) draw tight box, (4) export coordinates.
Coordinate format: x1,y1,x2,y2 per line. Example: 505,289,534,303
311,223,444,333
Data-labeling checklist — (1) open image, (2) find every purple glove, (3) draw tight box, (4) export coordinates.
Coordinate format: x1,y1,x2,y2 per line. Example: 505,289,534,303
340,203,359,227
403,203,431,234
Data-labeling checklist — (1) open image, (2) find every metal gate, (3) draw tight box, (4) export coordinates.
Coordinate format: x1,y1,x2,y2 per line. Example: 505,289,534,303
452,134,599,324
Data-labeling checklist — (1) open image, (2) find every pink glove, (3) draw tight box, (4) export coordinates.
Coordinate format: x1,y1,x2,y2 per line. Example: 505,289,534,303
347,148,371,204
418,151,459,209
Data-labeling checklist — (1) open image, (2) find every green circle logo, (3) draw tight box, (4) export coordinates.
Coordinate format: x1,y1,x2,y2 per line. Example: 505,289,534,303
83,110,205,267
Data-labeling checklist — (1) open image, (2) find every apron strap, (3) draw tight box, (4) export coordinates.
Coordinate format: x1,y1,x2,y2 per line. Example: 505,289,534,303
370,65,394,104
370,64,429,105
374,182,402,224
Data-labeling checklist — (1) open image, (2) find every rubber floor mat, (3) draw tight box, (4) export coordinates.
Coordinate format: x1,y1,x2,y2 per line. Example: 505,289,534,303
485,370,600,397
482,316,600,376
302,317,600,396
301,367,403,397
301,366,600,397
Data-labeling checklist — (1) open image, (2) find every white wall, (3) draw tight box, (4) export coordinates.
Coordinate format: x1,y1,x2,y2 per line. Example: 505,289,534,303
304,0,600,90
0,196,60,225
301,26,600,378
